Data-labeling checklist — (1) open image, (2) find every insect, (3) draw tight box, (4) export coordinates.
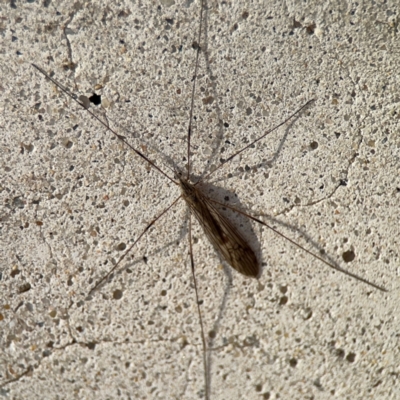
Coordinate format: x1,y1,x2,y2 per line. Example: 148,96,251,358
1,1,386,397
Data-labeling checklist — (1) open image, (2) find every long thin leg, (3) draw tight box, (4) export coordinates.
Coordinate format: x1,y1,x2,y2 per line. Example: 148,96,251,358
88,196,182,296
200,98,314,183
188,214,210,400
208,199,387,292
186,0,205,179
32,64,176,185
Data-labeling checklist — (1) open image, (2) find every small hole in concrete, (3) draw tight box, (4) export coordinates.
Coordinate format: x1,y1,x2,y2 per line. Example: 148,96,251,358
336,348,345,359
310,141,318,150
342,250,355,262
86,342,96,350
279,285,287,294
208,330,216,339
89,93,101,106
116,243,126,251
279,296,288,305
346,352,356,363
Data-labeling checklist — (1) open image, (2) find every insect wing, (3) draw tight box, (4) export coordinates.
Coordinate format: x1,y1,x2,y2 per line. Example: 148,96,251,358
185,184,259,278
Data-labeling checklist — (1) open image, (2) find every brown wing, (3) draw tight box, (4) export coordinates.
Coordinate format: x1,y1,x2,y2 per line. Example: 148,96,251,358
181,180,259,278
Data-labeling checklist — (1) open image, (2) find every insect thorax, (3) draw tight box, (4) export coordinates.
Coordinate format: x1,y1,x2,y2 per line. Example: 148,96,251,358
178,177,200,205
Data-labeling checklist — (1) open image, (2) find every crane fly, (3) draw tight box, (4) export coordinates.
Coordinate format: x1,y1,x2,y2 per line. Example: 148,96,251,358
29,0,387,398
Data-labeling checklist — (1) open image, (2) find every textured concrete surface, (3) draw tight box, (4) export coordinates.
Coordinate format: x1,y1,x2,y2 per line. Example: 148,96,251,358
1,0,399,399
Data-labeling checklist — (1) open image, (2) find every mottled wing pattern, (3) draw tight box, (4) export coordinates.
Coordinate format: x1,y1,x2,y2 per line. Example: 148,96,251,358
180,179,259,278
